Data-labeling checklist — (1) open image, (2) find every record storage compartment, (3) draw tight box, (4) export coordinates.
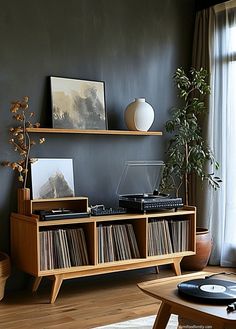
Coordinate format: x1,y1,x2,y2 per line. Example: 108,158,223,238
11,201,196,303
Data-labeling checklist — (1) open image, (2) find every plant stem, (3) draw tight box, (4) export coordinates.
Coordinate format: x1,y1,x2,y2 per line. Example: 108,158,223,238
22,111,30,189
185,142,189,205
24,130,31,189
176,180,183,199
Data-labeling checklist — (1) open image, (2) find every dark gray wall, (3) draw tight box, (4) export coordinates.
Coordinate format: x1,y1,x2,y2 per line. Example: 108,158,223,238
0,0,196,289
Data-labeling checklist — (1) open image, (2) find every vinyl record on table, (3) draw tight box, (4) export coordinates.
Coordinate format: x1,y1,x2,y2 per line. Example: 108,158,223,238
177,278,236,303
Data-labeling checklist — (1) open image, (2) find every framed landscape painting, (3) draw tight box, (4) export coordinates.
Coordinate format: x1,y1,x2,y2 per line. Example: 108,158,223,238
50,77,107,130
31,158,75,199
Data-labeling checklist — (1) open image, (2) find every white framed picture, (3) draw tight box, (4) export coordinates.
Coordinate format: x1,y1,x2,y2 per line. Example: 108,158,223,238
31,158,75,199
50,76,107,130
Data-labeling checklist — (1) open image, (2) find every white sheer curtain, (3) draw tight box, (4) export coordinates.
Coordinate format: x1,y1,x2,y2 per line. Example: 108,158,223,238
208,0,236,266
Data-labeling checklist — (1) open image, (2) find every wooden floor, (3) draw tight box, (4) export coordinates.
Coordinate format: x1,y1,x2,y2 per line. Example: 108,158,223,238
0,266,233,329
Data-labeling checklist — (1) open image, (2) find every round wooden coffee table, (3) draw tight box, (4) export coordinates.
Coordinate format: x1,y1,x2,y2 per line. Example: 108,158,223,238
138,271,236,329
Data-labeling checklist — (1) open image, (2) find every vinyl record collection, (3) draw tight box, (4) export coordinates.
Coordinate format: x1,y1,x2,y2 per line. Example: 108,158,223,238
97,223,140,263
39,218,190,270
148,218,190,256
39,227,89,270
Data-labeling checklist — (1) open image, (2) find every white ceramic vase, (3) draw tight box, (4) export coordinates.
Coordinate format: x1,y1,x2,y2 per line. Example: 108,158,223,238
124,98,154,131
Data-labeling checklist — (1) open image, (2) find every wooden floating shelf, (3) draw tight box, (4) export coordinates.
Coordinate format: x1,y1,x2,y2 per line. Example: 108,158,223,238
26,128,162,136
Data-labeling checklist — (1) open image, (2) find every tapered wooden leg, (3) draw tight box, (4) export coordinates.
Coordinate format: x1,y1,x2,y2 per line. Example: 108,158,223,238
50,275,63,304
32,276,42,292
172,258,182,276
153,302,171,329
155,266,159,274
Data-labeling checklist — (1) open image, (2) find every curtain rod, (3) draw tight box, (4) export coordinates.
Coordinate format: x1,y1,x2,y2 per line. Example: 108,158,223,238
214,0,236,11
196,0,231,11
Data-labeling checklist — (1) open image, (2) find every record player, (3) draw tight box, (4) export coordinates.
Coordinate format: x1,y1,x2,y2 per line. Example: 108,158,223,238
117,161,183,212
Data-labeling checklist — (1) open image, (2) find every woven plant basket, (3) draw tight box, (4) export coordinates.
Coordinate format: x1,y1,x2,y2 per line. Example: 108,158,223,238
0,252,10,301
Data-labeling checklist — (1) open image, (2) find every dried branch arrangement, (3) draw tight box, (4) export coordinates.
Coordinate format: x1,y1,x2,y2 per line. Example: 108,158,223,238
1,96,45,188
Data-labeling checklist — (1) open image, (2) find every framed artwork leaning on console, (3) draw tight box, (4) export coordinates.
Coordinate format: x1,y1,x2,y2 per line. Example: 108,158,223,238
50,76,107,130
30,158,75,199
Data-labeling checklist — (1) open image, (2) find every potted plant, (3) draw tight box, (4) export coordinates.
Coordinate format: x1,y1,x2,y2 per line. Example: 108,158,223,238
161,67,221,270
1,96,45,214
